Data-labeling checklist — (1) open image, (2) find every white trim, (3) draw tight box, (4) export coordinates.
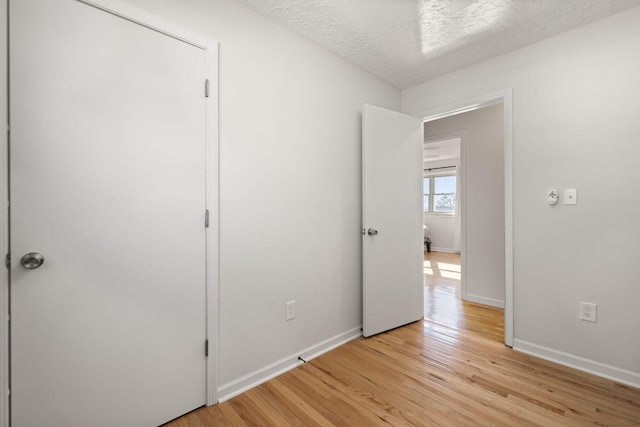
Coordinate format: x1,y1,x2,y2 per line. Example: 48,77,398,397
417,90,506,123
514,339,640,390
428,248,459,254
423,211,456,216
503,92,514,348
460,131,467,305
77,0,214,49
1,0,8,425
217,327,363,402
204,46,220,406
415,88,514,347
423,170,457,178
462,294,504,309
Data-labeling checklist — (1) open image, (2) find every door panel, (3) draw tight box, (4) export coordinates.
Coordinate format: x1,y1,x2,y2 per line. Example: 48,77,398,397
362,104,424,337
10,1,207,425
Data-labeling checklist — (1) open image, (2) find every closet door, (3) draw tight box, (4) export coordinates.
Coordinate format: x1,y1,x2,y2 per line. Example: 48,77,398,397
10,1,207,425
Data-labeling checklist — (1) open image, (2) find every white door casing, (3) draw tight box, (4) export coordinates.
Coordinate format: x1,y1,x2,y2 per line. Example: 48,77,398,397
9,0,219,425
362,104,424,337
415,89,514,346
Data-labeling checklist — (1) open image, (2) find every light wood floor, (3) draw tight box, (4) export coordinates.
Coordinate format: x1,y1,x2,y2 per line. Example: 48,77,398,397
424,251,504,343
167,252,640,426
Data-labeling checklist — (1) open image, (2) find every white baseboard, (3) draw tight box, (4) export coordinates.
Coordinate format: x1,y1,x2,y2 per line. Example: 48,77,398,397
217,327,362,402
428,247,460,253
514,339,640,389
462,293,504,308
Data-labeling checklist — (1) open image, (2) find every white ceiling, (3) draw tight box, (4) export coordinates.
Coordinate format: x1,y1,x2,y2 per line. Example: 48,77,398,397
232,0,640,89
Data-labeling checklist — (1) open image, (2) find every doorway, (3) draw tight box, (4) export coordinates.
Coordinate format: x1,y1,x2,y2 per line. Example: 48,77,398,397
418,91,512,345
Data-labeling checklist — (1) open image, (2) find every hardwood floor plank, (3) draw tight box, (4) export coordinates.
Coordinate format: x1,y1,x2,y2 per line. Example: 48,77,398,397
202,405,234,426
261,379,335,426
250,385,308,426
217,402,248,427
304,360,439,426
313,347,453,425
277,371,372,425
318,343,524,426
240,389,293,426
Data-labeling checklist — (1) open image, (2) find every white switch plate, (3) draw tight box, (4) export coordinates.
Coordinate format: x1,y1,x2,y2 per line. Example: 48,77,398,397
564,188,577,205
286,300,296,321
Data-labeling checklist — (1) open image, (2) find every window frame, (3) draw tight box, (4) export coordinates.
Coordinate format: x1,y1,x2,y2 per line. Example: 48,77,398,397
423,170,457,215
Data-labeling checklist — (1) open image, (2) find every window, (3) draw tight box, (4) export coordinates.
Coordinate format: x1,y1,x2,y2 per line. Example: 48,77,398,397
423,173,456,214
423,177,430,211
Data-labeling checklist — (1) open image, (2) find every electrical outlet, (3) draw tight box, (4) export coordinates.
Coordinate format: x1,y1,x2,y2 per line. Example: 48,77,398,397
580,302,597,322
286,300,296,321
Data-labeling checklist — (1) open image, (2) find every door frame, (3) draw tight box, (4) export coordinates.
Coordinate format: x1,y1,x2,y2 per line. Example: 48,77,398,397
414,88,514,347
0,1,8,424
0,2,220,424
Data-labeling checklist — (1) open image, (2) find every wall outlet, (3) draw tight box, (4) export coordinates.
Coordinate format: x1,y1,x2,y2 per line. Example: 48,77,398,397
286,300,296,321
580,302,597,322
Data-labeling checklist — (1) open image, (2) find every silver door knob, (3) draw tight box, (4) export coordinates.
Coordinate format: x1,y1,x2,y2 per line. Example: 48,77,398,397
20,252,45,270
367,228,378,236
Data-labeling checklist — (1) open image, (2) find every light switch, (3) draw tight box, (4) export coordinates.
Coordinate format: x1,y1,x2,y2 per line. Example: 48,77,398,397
564,188,577,205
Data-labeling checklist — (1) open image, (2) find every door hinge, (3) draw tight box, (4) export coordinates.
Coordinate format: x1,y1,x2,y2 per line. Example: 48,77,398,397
5,253,9,269
205,210,210,228
205,79,210,98
205,339,209,357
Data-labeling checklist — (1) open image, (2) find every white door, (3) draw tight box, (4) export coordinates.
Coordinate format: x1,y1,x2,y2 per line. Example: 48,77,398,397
362,104,424,337
10,1,208,426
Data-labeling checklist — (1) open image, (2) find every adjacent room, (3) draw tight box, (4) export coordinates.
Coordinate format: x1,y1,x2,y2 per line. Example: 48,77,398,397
422,103,507,344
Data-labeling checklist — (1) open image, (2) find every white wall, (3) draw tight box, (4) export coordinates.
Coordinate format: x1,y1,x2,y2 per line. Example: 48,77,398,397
403,6,640,385
424,214,455,251
424,105,505,306
122,0,401,398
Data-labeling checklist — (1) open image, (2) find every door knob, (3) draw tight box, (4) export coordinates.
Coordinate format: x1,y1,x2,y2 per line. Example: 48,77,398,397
20,252,45,270
367,228,378,236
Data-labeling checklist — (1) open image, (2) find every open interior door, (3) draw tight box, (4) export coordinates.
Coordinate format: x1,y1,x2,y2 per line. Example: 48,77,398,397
362,104,424,337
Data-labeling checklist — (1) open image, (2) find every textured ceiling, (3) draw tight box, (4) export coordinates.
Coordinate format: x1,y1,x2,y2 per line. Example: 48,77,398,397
232,0,640,89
